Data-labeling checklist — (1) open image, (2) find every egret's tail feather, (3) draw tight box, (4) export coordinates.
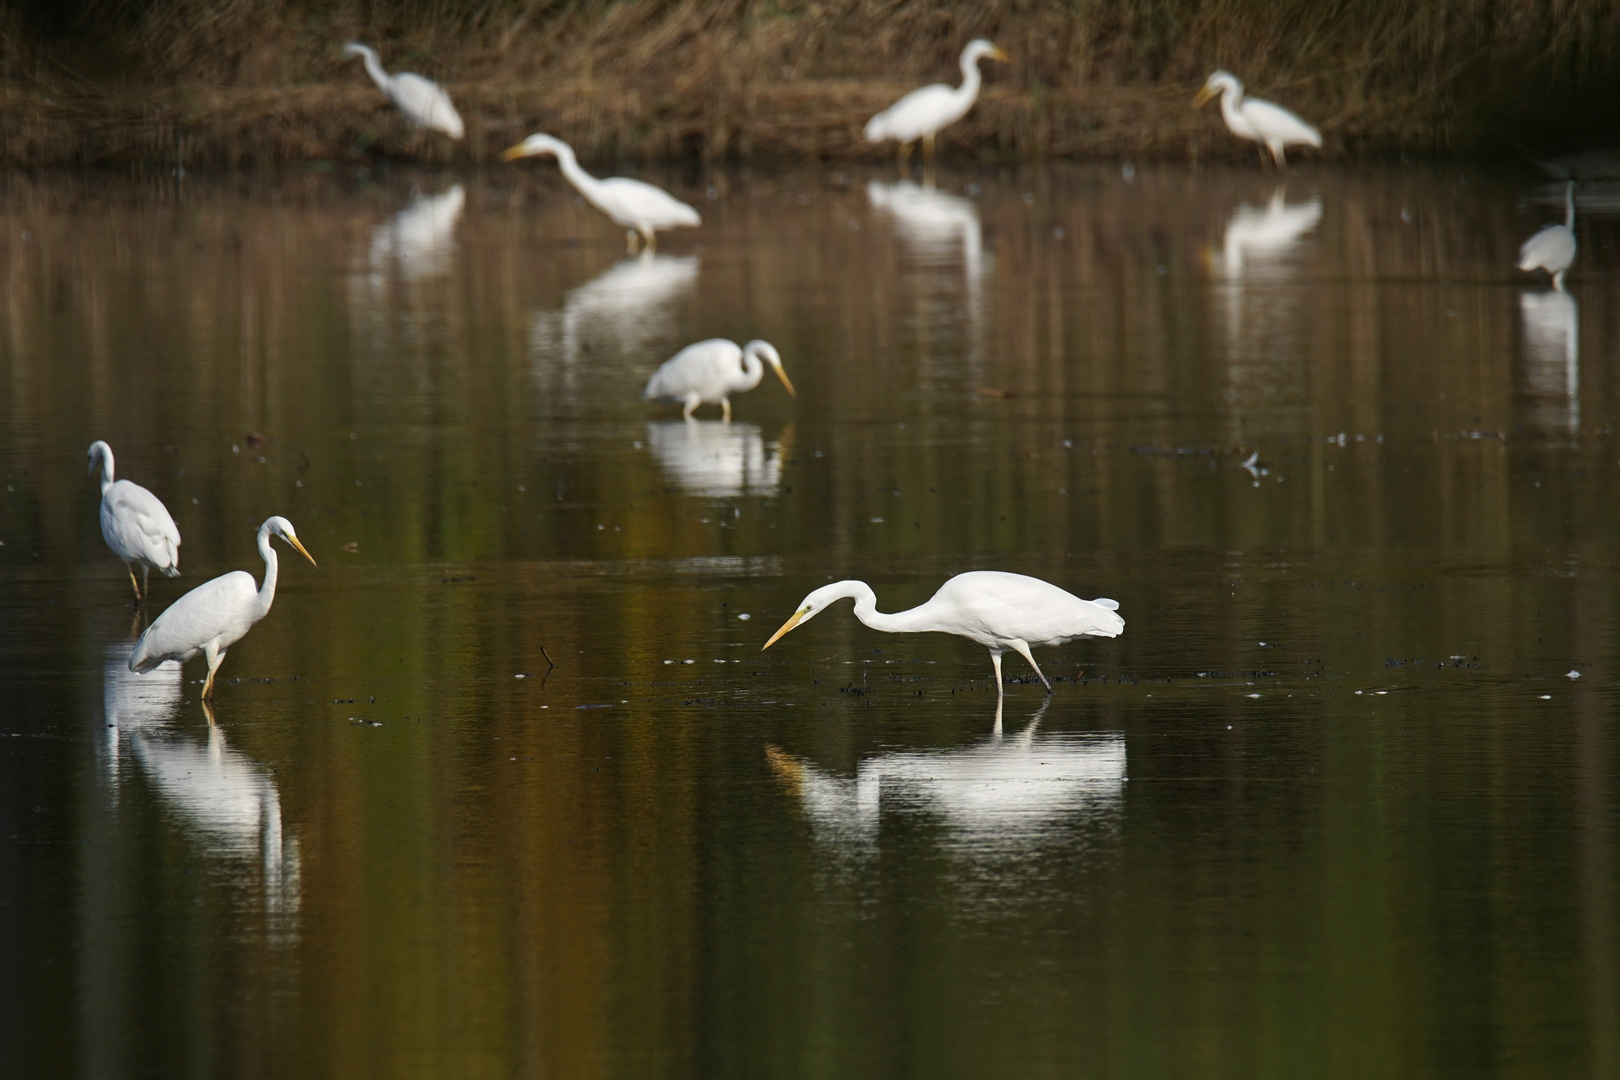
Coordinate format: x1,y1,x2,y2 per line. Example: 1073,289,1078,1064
1091,597,1120,610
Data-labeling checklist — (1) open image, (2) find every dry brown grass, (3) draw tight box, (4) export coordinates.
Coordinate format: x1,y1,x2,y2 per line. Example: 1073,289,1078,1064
3,0,1618,167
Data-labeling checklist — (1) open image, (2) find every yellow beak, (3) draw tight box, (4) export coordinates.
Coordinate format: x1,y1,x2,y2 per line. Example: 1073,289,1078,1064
990,46,1010,62
763,609,805,650
773,364,797,398
1193,85,1217,107
500,143,530,162
286,535,318,567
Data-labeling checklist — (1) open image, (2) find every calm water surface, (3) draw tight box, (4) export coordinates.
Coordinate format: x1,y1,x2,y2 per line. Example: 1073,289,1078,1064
2,162,1618,1077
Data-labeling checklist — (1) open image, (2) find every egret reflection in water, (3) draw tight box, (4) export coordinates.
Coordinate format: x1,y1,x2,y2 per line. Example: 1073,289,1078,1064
866,179,990,371
531,253,698,407
766,703,1125,860
98,645,301,924
1520,288,1580,436
1211,189,1323,440
644,420,788,498
366,184,465,281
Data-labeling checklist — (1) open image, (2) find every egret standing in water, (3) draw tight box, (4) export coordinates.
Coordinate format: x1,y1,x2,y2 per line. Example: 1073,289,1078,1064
129,517,316,702
1194,71,1321,167
87,440,181,601
764,571,1123,702
1519,182,1577,291
502,133,701,253
342,43,464,139
643,339,795,421
864,39,1008,166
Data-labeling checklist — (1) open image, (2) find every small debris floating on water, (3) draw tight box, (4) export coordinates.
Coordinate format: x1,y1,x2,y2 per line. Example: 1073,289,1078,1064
1567,670,1581,679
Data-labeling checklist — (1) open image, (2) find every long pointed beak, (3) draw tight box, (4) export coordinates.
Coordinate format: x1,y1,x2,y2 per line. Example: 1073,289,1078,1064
990,47,1010,62
772,363,797,398
500,143,530,162
1193,85,1217,107
286,535,318,567
763,609,805,650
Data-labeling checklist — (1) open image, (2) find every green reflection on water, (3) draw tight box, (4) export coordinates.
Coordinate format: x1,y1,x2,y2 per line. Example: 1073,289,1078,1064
0,164,1617,1078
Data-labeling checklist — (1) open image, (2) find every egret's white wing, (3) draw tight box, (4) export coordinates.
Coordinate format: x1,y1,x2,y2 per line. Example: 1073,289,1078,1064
388,72,464,138
1519,224,1576,274
864,83,964,143
643,339,741,401
101,480,181,572
595,177,701,230
1241,97,1321,147
130,571,259,671
932,571,1125,646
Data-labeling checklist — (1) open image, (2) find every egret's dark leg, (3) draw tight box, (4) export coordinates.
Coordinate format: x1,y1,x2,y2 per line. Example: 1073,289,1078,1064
898,141,913,170
201,643,225,701
141,565,151,599
1011,639,1052,693
126,565,143,602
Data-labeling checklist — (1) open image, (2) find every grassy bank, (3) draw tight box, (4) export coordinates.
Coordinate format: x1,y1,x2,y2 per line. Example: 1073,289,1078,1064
5,0,1620,168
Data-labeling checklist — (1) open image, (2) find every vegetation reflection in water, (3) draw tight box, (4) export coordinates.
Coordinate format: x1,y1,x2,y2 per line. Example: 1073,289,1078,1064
0,164,1616,1077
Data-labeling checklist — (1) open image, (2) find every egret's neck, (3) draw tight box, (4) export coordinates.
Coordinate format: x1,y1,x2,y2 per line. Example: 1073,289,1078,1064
95,446,115,495
552,145,605,203
843,581,939,634
1219,82,1246,131
957,53,984,104
256,528,280,618
737,348,766,392
354,46,390,91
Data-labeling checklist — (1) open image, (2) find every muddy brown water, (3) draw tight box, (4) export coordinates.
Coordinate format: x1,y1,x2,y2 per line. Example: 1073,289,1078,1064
2,162,1617,1077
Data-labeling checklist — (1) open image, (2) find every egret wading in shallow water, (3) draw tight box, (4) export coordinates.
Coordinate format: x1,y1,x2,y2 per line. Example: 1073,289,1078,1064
864,39,1008,167
87,441,181,602
129,516,316,702
764,571,1123,702
502,133,701,253
643,339,795,421
1519,181,1577,291
342,43,464,139
1194,71,1321,168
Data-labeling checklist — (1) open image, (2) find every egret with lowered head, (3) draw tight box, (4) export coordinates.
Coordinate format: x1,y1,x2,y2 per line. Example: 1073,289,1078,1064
343,43,463,139
1194,71,1321,167
502,133,701,253
1519,181,1577,291
764,571,1123,701
87,440,181,601
129,516,316,702
644,339,795,421
864,39,1008,166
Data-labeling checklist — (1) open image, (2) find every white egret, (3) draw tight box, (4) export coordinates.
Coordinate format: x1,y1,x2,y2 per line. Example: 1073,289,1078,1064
1518,182,1577,290
1194,71,1321,167
128,516,316,701
643,339,795,421
502,133,701,253
343,42,464,139
87,440,181,601
864,39,1008,165
764,571,1123,701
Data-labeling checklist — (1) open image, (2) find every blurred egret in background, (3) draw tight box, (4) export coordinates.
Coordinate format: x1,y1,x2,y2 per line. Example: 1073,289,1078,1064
1194,71,1321,167
342,43,464,139
87,440,181,602
864,39,1008,166
129,516,316,702
1519,181,1577,290
502,133,700,253
764,571,1123,702
643,339,795,421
